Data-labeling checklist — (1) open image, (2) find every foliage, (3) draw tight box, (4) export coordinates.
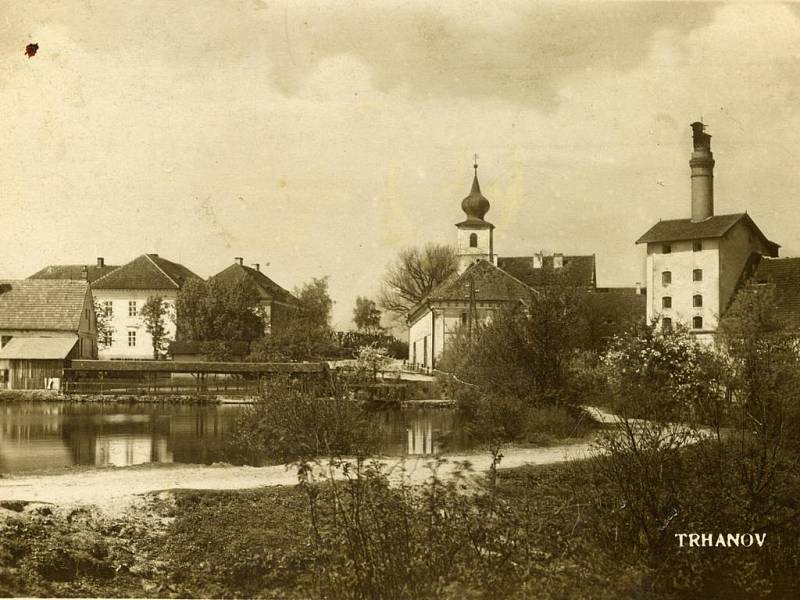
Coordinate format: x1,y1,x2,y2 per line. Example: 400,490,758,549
353,343,394,382
335,330,408,359
229,376,379,465
352,296,382,333
378,243,457,319
249,277,338,361
175,277,265,343
139,295,171,360
93,297,113,350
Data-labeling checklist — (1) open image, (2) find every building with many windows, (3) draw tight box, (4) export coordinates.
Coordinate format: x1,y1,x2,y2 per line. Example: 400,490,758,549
90,254,201,359
636,122,780,341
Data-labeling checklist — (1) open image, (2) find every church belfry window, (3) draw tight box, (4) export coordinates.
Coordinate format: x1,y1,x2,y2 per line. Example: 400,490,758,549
469,233,478,248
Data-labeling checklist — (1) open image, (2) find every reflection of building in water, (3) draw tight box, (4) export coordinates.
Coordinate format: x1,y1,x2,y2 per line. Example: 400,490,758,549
407,419,437,455
94,435,173,467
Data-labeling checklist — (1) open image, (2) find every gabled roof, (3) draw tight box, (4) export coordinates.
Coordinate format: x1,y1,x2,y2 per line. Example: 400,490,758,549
210,264,296,305
29,264,119,283
0,336,78,360
497,255,596,288
409,260,532,321
0,280,89,331
636,213,780,255
751,257,800,328
92,254,200,290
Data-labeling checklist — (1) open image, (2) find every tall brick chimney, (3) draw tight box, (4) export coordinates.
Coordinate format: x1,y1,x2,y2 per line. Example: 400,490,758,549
690,121,714,222
96,257,104,268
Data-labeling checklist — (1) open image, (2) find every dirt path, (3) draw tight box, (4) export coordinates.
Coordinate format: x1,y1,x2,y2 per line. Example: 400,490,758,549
0,441,597,515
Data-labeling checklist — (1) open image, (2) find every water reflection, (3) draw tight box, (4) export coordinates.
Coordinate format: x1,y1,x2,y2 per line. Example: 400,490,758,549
0,402,473,474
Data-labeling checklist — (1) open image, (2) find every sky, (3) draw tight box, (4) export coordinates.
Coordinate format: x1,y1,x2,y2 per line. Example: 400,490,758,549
2,1,800,328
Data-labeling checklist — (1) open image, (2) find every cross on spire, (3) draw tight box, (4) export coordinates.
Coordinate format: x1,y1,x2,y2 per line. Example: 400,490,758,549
473,153,479,174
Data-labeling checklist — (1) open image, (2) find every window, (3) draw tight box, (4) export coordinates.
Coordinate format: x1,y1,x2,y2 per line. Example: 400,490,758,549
103,331,113,346
662,271,672,286
693,294,703,308
693,269,703,282
662,296,672,309
693,316,703,329
693,240,702,252
662,244,672,254
128,331,136,347
128,301,137,317
469,233,478,248
662,317,672,331
103,301,113,317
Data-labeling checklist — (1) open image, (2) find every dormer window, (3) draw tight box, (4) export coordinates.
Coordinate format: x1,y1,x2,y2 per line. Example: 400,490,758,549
662,244,672,254
469,233,478,248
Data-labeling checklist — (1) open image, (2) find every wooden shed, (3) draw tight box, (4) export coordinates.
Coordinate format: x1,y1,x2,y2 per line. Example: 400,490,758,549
0,336,79,390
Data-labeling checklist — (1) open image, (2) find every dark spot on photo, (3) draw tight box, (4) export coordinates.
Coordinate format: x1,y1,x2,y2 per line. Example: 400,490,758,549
25,43,39,58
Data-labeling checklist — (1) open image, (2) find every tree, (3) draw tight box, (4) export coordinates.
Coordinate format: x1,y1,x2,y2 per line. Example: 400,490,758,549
140,295,171,359
94,297,113,350
353,296,382,333
175,277,264,343
249,276,337,361
378,243,458,319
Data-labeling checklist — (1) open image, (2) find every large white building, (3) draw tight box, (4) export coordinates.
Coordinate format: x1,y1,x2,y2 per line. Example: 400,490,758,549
636,123,780,341
91,254,201,359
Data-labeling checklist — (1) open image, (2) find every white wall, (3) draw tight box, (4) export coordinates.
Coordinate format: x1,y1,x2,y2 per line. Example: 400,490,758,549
95,289,177,359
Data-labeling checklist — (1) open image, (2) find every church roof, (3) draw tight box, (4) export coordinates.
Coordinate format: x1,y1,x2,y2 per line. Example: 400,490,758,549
408,260,532,322
497,255,596,288
636,213,779,255
92,254,200,290
751,257,800,328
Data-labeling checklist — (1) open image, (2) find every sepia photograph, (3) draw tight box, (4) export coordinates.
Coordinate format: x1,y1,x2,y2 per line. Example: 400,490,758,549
1,1,799,598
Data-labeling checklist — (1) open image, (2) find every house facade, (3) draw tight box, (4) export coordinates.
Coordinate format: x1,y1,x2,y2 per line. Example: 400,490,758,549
637,123,780,341
91,254,201,359
0,280,96,389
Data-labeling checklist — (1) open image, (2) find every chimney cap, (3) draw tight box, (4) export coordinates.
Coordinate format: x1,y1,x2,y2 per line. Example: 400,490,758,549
234,257,244,265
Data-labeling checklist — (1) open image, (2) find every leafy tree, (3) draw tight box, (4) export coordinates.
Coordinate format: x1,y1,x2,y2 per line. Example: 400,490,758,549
175,277,264,343
140,295,171,360
93,297,114,350
378,243,457,319
249,277,337,361
352,296,382,333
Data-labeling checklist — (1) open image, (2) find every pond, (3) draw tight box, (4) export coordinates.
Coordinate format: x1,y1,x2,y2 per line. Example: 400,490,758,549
0,401,475,474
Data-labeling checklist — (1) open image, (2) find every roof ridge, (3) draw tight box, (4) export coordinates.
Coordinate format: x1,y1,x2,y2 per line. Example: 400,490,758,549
146,254,180,288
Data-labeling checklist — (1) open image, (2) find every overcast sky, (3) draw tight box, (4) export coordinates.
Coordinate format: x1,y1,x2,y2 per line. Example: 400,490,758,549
2,1,800,327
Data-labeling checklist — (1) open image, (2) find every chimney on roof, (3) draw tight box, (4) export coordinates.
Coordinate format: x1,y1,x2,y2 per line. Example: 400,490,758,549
635,281,642,295
96,257,104,268
553,253,564,269
81,265,89,281
252,263,260,272
690,121,715,222
532,252,543,269
235,257,244,266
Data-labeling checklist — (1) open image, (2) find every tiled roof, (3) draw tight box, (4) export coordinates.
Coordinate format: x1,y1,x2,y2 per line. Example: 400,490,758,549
497,255,596,288
409,260,532,320
0,280,89,331
751,257,800,328
584,291,647,328
29,264,119,283
0,336,78,359
636,213,780,255
92,254,201,290
210,264,296,305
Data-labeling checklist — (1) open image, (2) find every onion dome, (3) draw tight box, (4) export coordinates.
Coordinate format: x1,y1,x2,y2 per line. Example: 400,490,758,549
461,164,490,221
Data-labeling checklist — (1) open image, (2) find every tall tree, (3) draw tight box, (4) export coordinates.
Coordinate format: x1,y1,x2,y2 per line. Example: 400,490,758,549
378,243,458,319
140,295,171,359
175,277,264,342
353,296,382,333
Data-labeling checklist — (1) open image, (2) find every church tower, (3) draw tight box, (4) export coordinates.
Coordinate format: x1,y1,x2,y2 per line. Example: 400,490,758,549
456,159,495,273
